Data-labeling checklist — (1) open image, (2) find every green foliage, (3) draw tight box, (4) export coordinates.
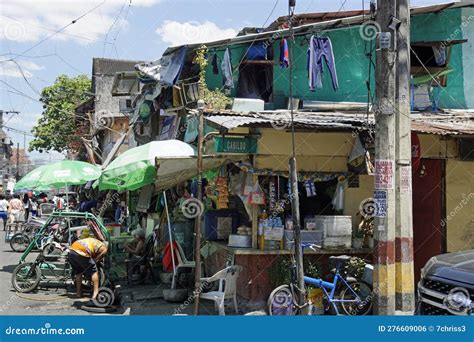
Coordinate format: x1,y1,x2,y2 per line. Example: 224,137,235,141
194,45,232,110
344,257,367,279
30,74,91,153
269,256,322,288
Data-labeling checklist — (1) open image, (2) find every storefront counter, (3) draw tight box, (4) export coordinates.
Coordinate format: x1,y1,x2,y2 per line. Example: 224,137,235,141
202,240,373,305
206,240,372,255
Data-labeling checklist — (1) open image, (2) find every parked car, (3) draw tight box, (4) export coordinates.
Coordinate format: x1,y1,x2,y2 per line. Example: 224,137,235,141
417,249,474,315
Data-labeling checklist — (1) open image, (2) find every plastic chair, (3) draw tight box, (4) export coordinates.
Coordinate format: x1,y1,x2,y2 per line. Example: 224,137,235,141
175,243,196,271
199,265,242,316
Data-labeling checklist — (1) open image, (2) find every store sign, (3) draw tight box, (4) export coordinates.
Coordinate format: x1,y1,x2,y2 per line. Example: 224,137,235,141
215,137,257,154
374,190,388,218
374,159,394,190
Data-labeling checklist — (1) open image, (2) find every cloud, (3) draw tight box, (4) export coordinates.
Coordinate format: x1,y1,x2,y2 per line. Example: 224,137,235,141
0,0,160,44
0,59,45,78
156,20,237,46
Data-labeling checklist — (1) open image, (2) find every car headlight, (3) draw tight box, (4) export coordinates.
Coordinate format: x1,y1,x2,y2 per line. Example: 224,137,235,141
420,257,437,279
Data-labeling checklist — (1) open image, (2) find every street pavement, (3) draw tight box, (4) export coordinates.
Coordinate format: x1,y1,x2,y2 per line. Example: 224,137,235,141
0,231,222,316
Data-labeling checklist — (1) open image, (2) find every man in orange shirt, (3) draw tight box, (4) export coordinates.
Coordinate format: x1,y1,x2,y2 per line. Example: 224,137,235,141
68,237,108,301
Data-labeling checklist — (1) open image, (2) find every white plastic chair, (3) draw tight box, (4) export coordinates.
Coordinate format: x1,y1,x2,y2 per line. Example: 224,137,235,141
199,265,242,316
171,242,197,289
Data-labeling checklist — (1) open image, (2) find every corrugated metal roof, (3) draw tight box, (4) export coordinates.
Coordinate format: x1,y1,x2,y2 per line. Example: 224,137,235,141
411,111,474,135
92,58,143,76
205,111,370,131
205,110,474,135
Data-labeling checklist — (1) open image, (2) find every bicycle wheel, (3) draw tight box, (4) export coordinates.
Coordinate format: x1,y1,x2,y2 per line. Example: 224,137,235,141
10,233,31,253
339,281,373,315
12,263,41,293
42,243,63,261
268,285,297,316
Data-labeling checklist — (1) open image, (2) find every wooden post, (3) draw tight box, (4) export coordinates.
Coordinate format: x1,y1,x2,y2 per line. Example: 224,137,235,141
193,100,204,315
251,174,258,249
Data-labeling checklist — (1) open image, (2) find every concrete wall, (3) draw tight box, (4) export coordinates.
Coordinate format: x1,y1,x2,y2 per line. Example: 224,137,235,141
254,129,353,172
461,8,474,108
205,9,470,109
445,159,474,252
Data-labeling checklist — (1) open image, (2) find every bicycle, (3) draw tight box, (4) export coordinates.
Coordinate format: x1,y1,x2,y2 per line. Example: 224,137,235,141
12,244,106,294
267,243,373,316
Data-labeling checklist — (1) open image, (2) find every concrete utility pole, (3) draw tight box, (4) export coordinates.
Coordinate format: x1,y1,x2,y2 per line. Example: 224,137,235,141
374,0,397,315
395,0,416,313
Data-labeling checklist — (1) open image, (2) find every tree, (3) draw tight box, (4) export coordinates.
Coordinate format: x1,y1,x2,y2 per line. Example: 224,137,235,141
30,74,91,153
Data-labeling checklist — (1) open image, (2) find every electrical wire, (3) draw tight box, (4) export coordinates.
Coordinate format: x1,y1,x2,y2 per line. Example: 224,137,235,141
0,1,106,63
102,0,127,57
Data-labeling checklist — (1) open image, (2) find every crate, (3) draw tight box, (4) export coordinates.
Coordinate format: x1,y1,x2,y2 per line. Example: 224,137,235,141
314,216,352,250
284,230,323,250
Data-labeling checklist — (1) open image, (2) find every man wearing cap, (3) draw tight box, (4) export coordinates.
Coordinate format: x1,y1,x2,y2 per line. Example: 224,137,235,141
68,237,108,301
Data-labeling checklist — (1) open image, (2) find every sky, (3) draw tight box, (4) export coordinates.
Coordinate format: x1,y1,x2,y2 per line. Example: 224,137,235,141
0,0,451,164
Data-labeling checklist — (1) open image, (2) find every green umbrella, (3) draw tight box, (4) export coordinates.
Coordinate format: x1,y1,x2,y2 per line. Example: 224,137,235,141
14,160,101,190
99,140,196,191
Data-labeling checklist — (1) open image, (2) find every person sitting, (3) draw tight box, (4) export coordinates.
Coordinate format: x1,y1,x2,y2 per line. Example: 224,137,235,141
124,228,146,257
67,237,108,301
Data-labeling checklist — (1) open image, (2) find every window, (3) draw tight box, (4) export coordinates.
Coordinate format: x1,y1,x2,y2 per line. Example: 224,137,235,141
237,62,273,103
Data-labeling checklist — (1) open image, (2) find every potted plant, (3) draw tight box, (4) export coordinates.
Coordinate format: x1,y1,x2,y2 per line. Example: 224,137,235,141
344,257,367,279
359,216,374,248
352,228,365,249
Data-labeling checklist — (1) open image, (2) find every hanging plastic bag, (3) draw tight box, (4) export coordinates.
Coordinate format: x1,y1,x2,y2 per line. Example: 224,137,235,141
243,172,254,196
248,182,266,205
332,176,345,211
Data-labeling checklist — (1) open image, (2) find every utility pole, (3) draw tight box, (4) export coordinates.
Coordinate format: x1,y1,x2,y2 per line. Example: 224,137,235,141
374,0,397,315
287,0,305,310
395,0,415,313
15,142,20,181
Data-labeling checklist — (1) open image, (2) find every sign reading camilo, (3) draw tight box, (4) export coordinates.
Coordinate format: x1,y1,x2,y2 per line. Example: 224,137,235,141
214,137,257,154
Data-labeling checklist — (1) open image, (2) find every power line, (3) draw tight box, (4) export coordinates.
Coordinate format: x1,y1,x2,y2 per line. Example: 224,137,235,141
0,1,106,63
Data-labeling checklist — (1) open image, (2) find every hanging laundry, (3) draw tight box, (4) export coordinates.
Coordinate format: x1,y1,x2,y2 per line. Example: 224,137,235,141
279,39,290,68
308,36,339,91
212,53,219,75
304,180,317,197
221,48,234,89
267,43,275,60
432,45,446,66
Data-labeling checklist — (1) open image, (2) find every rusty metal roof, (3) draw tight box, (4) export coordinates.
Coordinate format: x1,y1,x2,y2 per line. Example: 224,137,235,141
204,109,474,135
205,111,371,131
